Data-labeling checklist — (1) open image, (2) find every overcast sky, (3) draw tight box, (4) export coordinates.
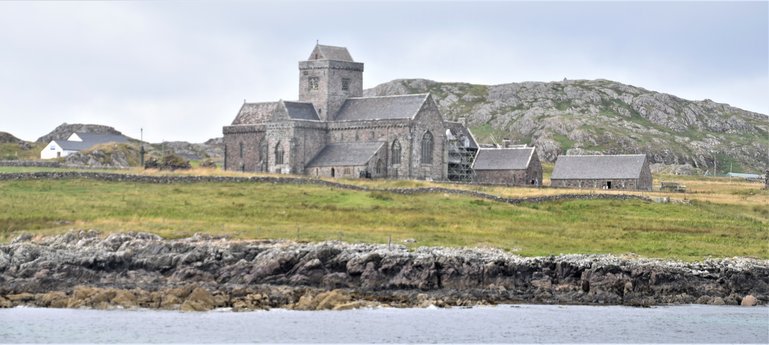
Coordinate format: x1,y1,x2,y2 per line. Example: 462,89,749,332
1,1,767,143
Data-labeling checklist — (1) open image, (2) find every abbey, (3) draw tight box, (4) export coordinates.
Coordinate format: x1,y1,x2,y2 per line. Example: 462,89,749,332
223,44,476,180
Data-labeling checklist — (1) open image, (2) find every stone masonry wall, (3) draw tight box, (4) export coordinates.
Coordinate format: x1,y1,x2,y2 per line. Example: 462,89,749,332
474,169,529,185
551,178,644,191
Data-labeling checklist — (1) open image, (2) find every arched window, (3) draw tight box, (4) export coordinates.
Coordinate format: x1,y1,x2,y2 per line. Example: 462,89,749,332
275,141,284,165
391,140,401,165
376,159,385,176
421,131,433,164
259,141,268,172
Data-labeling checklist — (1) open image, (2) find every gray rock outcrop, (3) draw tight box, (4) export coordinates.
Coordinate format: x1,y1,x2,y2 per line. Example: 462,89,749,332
1,231,766,310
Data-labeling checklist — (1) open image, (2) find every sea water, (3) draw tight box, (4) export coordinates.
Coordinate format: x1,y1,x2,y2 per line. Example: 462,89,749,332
1,304,767,343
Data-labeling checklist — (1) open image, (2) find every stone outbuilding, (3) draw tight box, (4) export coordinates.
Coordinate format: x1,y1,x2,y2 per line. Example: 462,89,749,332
550,154,652,191
472,147,542,186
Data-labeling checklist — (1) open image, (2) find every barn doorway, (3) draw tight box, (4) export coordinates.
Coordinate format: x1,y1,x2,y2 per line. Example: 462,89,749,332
606,181,612,189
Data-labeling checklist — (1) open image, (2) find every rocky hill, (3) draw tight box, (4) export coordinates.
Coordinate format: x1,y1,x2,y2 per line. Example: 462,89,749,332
24,123,223,166
36,123,126,144
153,139,223,162
0,132,24,144
364,79,769,174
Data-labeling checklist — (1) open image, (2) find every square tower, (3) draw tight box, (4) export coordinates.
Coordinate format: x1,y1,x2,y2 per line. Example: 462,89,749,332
298,44,363,121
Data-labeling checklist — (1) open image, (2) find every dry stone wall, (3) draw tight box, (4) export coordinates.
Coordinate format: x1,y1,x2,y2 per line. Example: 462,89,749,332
0,171,651,205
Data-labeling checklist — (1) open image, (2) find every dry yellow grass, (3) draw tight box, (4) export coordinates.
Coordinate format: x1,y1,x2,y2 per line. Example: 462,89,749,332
120,167,769,207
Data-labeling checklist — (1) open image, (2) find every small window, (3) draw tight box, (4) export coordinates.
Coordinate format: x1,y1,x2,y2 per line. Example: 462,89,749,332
344,167,351,175
239,142,244,158
308,77,319,91
50,146,56,150
341,78,351,91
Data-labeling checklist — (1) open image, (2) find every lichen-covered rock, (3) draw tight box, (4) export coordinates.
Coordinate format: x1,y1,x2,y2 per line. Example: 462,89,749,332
1,231,767,311
180,287,215,312
741,295,758,307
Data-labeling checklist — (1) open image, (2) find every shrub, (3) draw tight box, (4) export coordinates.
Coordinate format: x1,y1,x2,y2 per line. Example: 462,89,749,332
144,154,191,171
198,159,217,169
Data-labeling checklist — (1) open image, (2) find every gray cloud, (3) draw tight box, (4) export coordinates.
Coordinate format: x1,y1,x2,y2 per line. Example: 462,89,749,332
1,1,766,143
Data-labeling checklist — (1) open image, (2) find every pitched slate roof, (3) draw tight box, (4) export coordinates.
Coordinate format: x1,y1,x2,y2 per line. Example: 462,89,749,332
231,102,278,125
445,121,479,150
306,142,384,167
551,154,648,180
283,101,319,121
55,133,129,151
334,94,428,121
309,44,354,62
472,147,534,170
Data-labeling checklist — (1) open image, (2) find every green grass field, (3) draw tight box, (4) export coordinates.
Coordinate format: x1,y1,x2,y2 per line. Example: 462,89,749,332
0,174,766,261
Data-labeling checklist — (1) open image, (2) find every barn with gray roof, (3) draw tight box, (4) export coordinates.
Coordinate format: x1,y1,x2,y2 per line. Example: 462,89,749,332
472,147,542,186
550,154,652,191
222,44,468,180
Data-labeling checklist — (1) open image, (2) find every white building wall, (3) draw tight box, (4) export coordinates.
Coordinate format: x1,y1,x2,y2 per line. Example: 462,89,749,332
40,142,75,160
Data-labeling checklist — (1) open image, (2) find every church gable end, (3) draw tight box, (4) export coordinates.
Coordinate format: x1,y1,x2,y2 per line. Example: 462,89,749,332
232,102,278,125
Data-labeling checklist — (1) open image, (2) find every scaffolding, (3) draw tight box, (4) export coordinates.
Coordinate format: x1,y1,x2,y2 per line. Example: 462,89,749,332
446,128,477,182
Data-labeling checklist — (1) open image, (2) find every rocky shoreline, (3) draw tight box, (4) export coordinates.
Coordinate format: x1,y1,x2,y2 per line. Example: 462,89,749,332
1,231,766,311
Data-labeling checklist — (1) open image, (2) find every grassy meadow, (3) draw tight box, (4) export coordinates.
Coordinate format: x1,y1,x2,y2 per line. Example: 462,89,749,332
0,168,767,261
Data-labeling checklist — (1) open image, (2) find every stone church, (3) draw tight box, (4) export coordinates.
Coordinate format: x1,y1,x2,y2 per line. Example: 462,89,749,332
223,44,476,180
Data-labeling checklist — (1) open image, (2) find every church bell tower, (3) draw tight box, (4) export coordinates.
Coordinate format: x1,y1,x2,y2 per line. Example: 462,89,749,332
298,44,363,121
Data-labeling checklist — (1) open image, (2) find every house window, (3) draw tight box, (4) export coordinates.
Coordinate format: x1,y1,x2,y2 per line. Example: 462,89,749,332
50,146,55,150
308,77,319,91
391,140,401,165
341,78,351,91
344,167,351,175
421,131,433,164
275,142,284,165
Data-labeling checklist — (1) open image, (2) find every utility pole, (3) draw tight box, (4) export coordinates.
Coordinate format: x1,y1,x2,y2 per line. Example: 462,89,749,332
140,128,145,168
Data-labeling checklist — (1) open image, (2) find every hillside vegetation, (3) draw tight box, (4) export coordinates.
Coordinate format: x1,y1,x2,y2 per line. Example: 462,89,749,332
365,79,769,174
0,171,766,261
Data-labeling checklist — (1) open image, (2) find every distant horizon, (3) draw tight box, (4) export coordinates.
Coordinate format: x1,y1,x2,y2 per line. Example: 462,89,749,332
1,1,766,143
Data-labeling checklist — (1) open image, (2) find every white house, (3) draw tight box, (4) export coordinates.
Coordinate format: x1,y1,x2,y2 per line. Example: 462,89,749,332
40,132,129,159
